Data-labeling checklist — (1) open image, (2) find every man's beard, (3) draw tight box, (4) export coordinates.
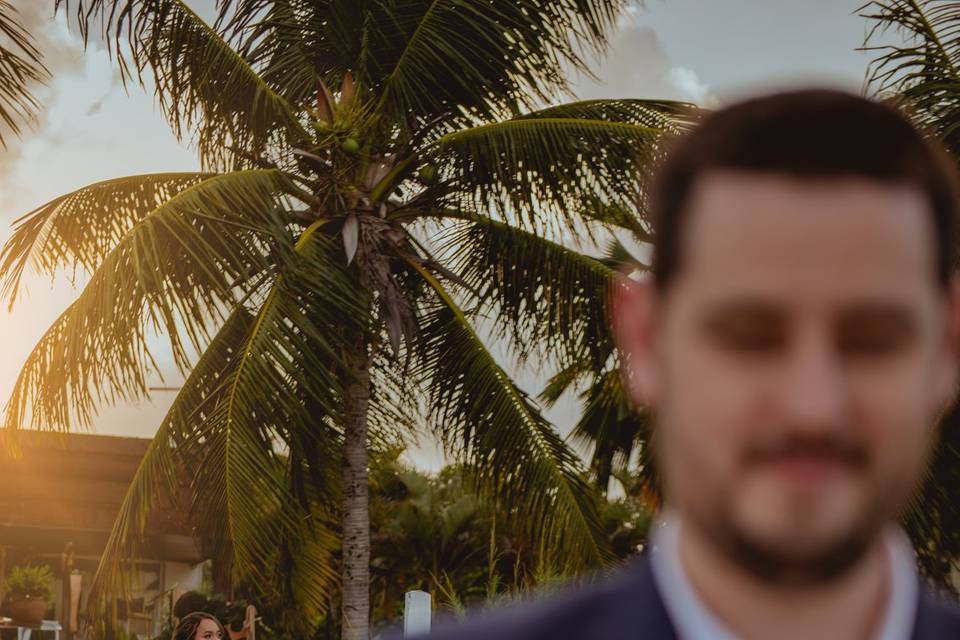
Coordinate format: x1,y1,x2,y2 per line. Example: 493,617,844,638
700,427,894,584
685,478,892,586
717,517,877,585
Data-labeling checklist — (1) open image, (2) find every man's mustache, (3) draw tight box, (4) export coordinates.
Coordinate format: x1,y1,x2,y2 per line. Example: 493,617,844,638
744,432,870,469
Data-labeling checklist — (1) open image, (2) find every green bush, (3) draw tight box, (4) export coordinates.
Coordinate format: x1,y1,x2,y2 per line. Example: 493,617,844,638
5,565,54,602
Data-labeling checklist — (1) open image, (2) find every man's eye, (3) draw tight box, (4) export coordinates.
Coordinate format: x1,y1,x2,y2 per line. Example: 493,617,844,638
837,330,909,357
701,305,787,355
719,330,784,353
706,320,785,353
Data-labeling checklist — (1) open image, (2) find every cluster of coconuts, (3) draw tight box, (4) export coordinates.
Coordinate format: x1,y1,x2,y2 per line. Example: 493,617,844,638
338,137,437,184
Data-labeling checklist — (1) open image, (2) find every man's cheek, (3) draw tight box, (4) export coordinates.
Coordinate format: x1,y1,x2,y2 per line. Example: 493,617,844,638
858,402,933,498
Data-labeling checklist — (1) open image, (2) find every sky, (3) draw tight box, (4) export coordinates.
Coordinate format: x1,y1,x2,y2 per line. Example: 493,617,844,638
0,1,891,467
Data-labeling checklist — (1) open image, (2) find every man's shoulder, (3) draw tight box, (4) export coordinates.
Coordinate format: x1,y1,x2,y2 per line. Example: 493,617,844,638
915,587,960,639
420,557,675,640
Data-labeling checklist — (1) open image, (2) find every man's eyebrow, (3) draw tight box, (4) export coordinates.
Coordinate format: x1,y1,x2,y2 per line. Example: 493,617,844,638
698,299,918,326
698,300,787,324
836,302,917,328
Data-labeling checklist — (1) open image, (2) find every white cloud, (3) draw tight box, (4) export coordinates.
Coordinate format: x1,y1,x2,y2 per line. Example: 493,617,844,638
571,23,716,106
667,67,717,106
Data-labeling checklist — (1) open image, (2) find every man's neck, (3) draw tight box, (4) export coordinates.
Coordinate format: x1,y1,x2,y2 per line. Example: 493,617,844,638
679,520,890,640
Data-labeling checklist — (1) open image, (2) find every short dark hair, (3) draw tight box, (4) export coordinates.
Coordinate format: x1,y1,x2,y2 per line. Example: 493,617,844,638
650,89,960,290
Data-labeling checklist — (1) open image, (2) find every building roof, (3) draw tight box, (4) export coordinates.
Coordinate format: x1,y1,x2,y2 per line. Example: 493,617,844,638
0,430,201,562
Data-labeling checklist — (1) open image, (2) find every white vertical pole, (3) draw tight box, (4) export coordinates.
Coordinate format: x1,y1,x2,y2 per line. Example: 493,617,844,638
403,590,432,637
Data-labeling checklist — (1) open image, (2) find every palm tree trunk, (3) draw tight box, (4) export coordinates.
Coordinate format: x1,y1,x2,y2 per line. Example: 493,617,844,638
341,344,371,640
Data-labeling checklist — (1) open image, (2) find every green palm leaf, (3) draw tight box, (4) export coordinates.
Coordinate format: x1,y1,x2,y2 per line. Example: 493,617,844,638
525,98,694,127
0,0,48,146
439,217,617,371
57,0,308,168
87,305,256,610
568,370,654,493
88,305,342,629
372,0,623,124
413,265,609,570
216,0,348,115
4,170,292,433
861,0,960,156
421,100,680,233
90,226,362,627
0,172,213,306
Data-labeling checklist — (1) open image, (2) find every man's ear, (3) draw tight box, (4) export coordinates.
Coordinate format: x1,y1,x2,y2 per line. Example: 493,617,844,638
611,275,661,407
936,277,960,407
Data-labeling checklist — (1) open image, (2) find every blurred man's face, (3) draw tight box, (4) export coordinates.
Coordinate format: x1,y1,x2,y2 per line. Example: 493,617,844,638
618,171,959,583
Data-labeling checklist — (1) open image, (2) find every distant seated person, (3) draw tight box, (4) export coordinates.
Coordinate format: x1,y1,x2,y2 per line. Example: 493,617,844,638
173,612,227,640
422,89,960,639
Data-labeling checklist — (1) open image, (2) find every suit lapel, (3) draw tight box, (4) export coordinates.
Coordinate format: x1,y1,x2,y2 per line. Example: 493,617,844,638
621,557,679,640
911,588,960,639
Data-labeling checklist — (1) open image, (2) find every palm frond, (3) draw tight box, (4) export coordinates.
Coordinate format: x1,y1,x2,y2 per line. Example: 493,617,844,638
420,100,682,234
186,222,364,622
599,236,648,271
861,0,960,156
272,510,341,632
89,225,363,625
569,369,653,493
525,98,695,126
438,218,617,371
56,0,308,169
0,0,48,146
216,0,358,80
371,0,625,124
413,265,610,570
903,399,960,591
87,305,257,611
0,172,213,307
2,170,292,433
539,358,597,408
215,0,326,112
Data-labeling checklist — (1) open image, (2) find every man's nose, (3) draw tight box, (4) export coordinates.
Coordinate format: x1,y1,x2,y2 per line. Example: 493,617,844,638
778,333,850,433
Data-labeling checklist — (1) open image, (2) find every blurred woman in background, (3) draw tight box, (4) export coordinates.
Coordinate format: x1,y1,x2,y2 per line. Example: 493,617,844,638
172,611,227,640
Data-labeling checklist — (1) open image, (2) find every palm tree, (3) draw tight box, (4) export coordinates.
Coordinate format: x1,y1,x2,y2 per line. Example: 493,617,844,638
0,0,47,146
539,240,659,495
0,0,685,636
860,0,960,591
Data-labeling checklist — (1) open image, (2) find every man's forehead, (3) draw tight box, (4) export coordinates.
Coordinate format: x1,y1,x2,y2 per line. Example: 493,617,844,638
683,170,931,229
673,170,939,298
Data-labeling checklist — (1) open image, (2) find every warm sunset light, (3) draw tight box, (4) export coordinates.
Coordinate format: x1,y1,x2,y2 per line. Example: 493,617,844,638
5,2,956,640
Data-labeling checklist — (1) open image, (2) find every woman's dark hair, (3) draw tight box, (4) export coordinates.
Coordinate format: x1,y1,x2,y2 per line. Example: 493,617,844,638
650,89,960,291
172,612,228,640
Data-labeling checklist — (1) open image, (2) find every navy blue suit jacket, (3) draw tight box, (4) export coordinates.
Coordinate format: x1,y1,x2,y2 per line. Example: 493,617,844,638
420,557,960,639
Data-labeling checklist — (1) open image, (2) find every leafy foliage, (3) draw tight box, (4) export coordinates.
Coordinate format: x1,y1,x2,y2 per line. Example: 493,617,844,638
363,452,653,636
0,0,48,146
861,1,960,158
438,217,618,377
0,173,214,306
58,0,308,170
414,270,610,570
420,100,690,234
861,0,960,590
4,0,685,634
4,565,54,602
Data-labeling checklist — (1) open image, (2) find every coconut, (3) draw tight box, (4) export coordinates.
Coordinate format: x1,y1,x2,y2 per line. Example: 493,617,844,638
342,138,361,154
418,164,438,183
